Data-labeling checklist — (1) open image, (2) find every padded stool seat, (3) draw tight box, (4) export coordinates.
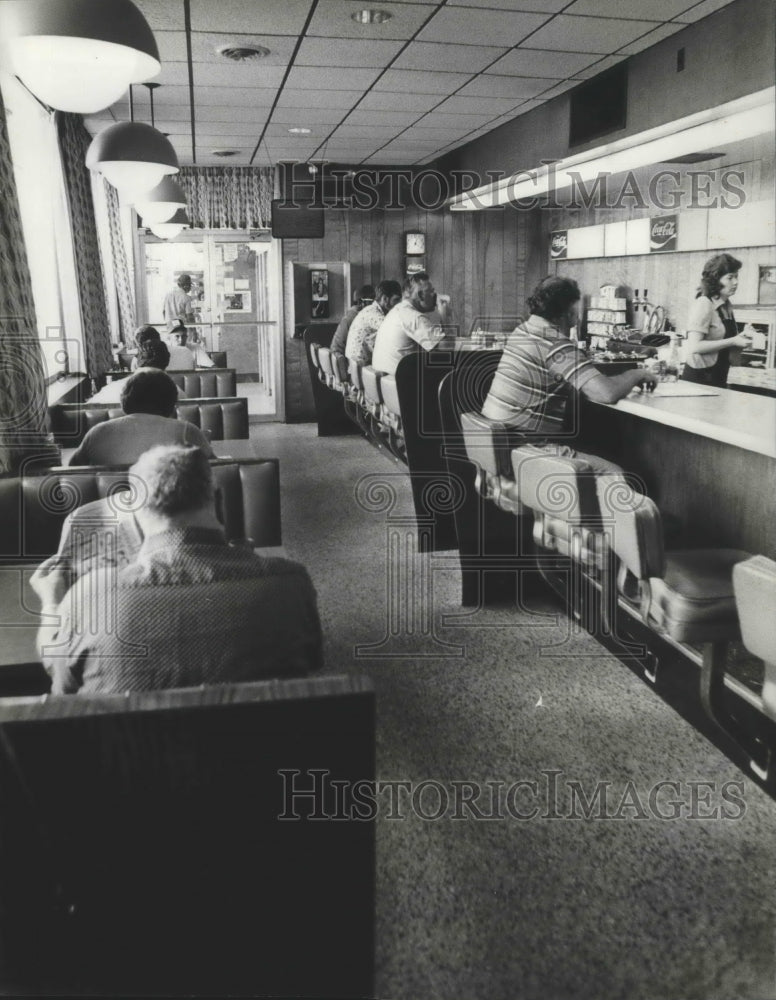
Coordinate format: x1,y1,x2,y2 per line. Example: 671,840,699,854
460,411,523,515
650,549,752,642
734,555,776,724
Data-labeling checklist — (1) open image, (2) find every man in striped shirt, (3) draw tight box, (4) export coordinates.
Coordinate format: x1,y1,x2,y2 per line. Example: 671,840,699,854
481,277,657,473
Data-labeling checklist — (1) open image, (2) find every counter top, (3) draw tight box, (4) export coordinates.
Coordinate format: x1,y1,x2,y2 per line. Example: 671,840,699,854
600,385,776,459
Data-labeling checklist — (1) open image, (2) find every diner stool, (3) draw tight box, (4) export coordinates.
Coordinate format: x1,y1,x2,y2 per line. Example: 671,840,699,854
460,411,522,515
308,342,325,385
317,347,336,388
595,475,761,772
361,366,389,449
376,374,405,460
733,555,776,722
511,445,606,631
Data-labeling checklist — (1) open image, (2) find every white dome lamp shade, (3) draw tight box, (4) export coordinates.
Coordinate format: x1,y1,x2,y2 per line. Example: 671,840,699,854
149,208,190,240
86,122,179,200
0,0,161,115
134,176,187,224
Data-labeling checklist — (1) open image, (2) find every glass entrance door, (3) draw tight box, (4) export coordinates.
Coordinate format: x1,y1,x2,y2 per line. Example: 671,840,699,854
139,232,283,421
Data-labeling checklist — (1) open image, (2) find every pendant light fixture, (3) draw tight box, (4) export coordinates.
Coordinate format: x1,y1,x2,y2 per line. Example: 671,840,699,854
86,83,178,200
134,175,187,224
86,121,179,200
149,207,190,240
0,0,160,114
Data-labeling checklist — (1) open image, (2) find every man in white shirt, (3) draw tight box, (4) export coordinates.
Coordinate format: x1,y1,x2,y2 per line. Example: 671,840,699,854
371,272,451,375
167,325,196,370
163,273,195,332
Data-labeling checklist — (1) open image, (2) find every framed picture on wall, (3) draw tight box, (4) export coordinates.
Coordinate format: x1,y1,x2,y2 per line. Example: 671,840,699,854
311,268,329,318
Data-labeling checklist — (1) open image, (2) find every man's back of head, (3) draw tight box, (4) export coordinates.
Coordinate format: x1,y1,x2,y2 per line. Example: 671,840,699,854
404,272,437,314
120,369,178,418
130,445,214,522
177,273,192,291
136,339,171,372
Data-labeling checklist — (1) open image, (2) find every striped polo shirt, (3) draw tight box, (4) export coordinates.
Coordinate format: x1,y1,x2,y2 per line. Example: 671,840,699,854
481,315,599,438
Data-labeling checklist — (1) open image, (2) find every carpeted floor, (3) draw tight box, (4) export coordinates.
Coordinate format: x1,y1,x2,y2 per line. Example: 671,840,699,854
253,422,776,1000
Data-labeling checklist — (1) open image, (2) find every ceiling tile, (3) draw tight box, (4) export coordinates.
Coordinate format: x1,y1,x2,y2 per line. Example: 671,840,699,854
193,86,278,107
157,61,287,87
447,0,569,9
189,105,276,124
152,30,190,61
164,119,268,135
392,41,509,73
188,0,315,34
618,21,686,53
418,7,551,46
344,109,429,127
284,65,384,90
133,0,186,31
188,32,299,65
276,89,364,109
274,107,352,125
265,123,336,138
487,47,602,77
330,124,410,138
457,75,558,99
374,69,474,95
419,112,496,128
296,36,405,66
433,94,526,115
563,0,696,18
673,0,736,21
306,0,438,40
358,91,441,112
521,14,661,52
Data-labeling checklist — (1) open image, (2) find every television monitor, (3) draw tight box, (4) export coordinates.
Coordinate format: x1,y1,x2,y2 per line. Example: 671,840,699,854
271,198,325,239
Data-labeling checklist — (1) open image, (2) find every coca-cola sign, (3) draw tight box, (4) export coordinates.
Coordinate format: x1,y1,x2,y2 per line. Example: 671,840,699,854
550,230,568,259
650,215,678,252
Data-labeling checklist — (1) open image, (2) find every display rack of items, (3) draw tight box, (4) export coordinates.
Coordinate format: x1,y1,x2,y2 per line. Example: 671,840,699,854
586,292,628,351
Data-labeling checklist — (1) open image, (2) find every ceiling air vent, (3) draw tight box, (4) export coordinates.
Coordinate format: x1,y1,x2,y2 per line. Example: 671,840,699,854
216,44,271,62
212,149,240,158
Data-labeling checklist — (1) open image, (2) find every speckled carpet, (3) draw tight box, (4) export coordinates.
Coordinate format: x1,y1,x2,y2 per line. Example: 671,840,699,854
253,422,776,1000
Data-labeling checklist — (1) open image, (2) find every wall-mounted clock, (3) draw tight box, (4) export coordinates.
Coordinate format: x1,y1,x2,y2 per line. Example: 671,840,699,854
405,231,426,255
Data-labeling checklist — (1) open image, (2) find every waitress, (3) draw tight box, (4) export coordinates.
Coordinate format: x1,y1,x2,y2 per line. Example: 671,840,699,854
682,252,751,387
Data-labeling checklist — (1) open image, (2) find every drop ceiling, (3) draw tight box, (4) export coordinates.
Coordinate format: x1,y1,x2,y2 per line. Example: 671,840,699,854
82,0,738,168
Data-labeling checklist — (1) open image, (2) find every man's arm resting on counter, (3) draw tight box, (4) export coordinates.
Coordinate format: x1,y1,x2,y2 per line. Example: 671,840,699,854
579,368,658,405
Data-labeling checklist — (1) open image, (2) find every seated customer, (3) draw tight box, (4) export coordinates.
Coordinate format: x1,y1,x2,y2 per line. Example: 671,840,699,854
481,276,657,473
371,272,451,376
33,445,323,694
345,279,402,366
166,323,196,370
129,324,162,370
330,284,375,355
89,340,187,403
70,369,213,466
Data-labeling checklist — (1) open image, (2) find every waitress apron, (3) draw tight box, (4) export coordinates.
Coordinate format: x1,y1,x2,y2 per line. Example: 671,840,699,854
681,306,736,387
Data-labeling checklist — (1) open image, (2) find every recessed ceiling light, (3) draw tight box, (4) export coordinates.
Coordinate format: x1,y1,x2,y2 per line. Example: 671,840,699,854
288,127,311,134
216,44,271,61
212,149,240,157
351,9,392,24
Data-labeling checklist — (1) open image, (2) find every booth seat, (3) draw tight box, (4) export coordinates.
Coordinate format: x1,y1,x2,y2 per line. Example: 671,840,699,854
0,675,375,997
0,457,281,562
165,367,237,397
49,396,250,446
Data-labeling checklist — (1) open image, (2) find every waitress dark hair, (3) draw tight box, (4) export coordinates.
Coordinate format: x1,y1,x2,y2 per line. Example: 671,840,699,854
698,253,742,298
527,276,580,322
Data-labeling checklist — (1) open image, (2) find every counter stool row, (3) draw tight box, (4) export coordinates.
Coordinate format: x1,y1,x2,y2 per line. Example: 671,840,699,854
309,343,406,461
461,410,774,784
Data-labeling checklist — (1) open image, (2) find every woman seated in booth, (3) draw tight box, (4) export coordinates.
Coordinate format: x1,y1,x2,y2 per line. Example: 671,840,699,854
681,252,752,387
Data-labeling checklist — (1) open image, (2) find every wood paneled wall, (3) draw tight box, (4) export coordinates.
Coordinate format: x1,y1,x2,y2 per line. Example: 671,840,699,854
282,207,538,339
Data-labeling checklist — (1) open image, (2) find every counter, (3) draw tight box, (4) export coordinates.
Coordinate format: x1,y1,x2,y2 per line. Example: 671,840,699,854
582,387,776,559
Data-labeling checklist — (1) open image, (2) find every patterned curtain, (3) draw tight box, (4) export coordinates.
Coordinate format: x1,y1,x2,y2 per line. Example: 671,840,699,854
0,87,56,474
56,112,113,377
104,179,136,342
178,166,273,229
